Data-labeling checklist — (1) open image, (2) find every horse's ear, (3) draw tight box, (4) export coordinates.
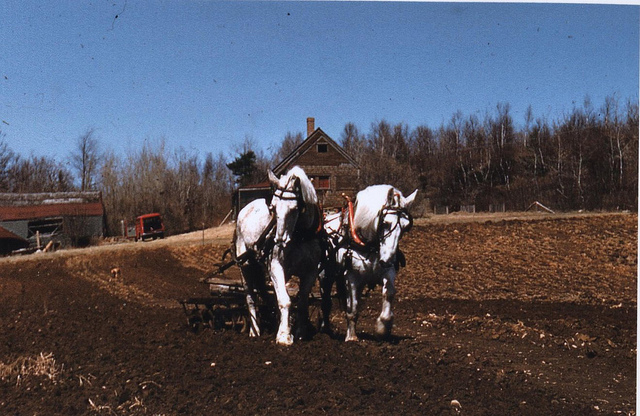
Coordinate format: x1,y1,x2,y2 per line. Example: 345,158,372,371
268,170,279,186
386,187,396,205
403,189,418,208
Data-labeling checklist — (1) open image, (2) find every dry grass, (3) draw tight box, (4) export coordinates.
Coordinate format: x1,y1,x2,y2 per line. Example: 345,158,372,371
0,352,62,385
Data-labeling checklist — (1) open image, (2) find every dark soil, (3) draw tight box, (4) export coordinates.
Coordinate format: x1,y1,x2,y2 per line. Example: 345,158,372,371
0,213,635,415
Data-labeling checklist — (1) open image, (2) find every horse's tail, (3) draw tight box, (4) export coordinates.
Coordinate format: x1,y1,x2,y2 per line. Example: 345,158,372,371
230,230,251,265
231,230,238,258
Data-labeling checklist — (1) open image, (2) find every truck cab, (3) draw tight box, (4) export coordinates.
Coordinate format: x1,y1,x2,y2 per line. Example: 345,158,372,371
135,213,165,241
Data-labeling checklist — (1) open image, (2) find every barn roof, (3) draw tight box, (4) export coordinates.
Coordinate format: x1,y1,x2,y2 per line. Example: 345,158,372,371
0,225,28,242
0,192,102,206
272,128,359,176
0,192,104,221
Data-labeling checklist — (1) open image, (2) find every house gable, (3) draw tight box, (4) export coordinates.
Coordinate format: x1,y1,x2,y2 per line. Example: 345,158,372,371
235,123,361,213
272,127,360,208
272,128,359,176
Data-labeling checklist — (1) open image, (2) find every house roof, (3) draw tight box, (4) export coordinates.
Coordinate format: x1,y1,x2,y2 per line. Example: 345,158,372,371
238,181,271,191
272,128,359,176
0,225,28,243
0,192,104,221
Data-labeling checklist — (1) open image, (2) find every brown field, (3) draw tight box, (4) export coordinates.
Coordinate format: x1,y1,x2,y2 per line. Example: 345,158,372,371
0,212,636,415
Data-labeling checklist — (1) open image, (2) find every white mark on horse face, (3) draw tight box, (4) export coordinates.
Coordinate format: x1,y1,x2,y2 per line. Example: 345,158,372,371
272,198,299,245
379,214,402,266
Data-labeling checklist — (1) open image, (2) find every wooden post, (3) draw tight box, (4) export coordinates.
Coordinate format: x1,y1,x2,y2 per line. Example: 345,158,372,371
218,209,233,227
43,240,54,253
36,230,41,248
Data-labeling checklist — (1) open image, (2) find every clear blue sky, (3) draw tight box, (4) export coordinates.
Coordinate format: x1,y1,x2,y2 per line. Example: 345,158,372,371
1,1,638,164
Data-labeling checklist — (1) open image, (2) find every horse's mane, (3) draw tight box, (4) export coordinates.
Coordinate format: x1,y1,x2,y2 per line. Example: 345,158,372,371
353,184,401,242
283,166,318,205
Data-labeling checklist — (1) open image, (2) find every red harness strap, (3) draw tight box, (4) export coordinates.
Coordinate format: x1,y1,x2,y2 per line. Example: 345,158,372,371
315,203,324,234
342,194,366,247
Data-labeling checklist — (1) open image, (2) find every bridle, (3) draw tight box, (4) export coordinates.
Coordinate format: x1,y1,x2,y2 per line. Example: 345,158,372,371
377,206,413,241
270,176,304,213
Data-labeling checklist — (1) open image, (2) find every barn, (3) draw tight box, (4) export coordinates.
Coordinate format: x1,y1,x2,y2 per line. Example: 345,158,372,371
235,118,360,215
0,192,105,250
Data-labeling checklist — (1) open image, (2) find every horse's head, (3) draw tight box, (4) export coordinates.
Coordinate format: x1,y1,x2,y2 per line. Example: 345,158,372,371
268,166,318,247
377,187,417,267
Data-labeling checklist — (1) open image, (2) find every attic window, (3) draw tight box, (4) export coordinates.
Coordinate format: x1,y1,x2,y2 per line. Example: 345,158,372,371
317,143,328,153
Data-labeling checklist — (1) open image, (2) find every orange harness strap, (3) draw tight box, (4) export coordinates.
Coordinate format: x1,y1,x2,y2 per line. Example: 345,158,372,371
343,194,366,247
315,203,324,234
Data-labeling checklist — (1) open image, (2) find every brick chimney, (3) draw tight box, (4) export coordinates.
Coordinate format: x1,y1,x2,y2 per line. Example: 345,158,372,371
307,117,315,137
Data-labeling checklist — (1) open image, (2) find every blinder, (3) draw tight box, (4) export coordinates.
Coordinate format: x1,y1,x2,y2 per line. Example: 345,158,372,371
377,206,413,241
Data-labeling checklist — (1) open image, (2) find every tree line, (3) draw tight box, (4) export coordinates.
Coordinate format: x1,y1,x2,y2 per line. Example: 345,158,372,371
0,94,636,237
341,96,638,212
0,130,235,236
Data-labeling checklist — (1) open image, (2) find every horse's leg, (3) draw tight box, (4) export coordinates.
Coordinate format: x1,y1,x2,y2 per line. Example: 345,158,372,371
295,269,317,340
269,255,293,346
240,262,261,337
335,264,348,312
344,271,361,342
319,263,335,334
375,268,397,338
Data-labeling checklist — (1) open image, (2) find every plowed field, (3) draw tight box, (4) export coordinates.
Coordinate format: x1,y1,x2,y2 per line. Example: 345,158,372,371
0,213,636,415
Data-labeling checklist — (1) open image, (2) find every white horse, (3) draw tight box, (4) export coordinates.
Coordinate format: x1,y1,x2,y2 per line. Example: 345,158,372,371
233,198,275,337
234,166,323,345
321,185,417,341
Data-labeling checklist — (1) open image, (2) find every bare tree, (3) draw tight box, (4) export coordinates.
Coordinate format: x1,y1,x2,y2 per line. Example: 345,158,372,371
12,155,74,193
0,132,18,191
340,122,366,163
71,128,100,191
274,131,303,165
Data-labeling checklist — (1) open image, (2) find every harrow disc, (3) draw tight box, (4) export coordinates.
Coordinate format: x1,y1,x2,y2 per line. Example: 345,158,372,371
231,311,249,333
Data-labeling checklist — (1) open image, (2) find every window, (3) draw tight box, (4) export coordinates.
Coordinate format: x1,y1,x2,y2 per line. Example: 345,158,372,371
314,176,330,189
317,143,328,153
28,218,63,237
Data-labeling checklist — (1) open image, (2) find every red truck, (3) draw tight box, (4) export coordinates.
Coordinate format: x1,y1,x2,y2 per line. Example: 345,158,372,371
134,213,165,241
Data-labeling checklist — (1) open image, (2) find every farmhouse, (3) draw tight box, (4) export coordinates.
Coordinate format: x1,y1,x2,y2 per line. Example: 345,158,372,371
235,118,360,214
0,192,105,250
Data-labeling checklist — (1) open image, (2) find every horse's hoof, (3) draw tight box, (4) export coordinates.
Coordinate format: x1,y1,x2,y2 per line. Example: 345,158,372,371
375,319,393,338
345,332,359,342
276,334,294,346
